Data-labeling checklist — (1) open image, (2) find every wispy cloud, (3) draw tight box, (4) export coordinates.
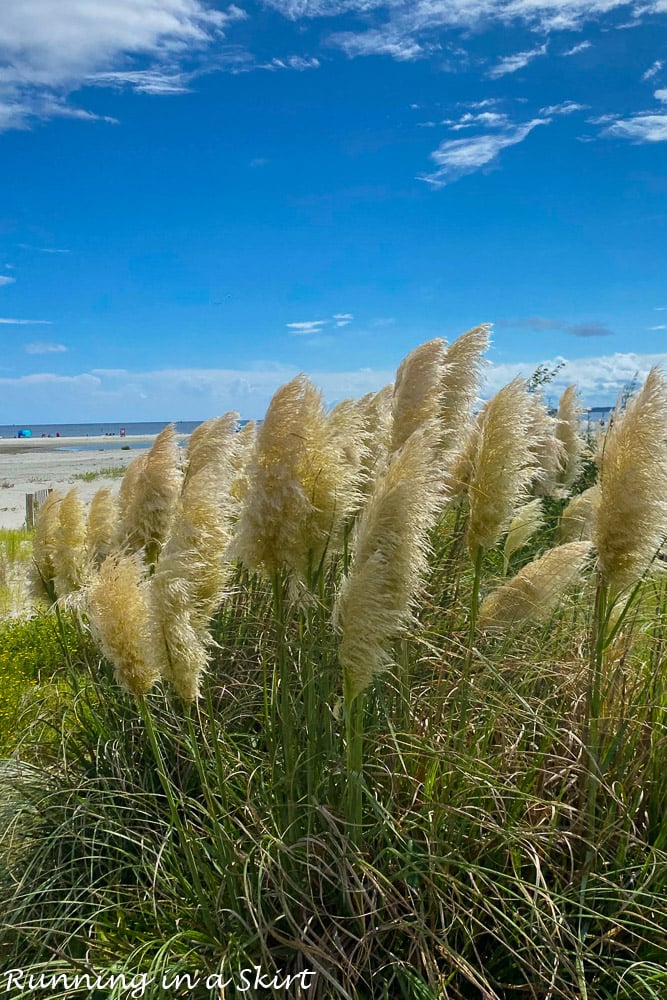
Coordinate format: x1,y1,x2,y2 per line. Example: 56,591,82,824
602,113,667,142
0,0,246,131
643,59,663,81
286,320,328,335
443,111,510,130
487,44,547,79
656,89,667,103
261,56,320,71
539,101,587,116
0,317,51,325
0,276,15,287
333,313,353,327
418,118,548,188
649,324,667,330
17,243,70,254
562,40,592,56
24,341,67,354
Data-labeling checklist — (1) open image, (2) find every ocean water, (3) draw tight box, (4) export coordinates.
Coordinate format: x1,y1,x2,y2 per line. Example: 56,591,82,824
0,420,252,449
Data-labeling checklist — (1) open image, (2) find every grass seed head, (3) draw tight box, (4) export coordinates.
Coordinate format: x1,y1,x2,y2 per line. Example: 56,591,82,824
480,541,594,628
87,554,159,696
592,366,667,592
391,338,448,452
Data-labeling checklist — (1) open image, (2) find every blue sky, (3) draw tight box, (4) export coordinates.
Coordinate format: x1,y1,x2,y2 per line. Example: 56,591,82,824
1,0,666,422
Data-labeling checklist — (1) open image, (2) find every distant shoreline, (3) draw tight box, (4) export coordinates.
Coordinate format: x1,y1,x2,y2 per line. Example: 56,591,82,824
0,433,189,456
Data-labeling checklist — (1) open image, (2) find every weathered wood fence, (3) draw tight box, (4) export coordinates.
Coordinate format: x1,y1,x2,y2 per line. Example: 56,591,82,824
25,488,54,530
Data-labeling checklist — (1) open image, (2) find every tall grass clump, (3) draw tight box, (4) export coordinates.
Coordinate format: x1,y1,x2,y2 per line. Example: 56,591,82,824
3,346,667,1000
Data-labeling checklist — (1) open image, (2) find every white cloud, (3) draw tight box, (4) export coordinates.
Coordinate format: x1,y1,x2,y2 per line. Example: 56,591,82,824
24,341,67,354
0,276,15,286
602,113,667,142
445,111,510,130
562,40,592,55
0,0,246,131
0,317,51,325
487,44,547,79
539,100,587,115
286,319,328,335
17,244,70,254
418,118,549,188
264,1,665,65
649,324,667,329
262,56,320,70
655,89,667,102
333,312,354,327
3,352,666,422
484,352,667,404
643,59,663,81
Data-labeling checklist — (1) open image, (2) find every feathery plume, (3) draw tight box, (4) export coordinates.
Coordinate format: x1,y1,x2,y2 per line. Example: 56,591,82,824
230,420,257,508
528,393,567,498
116,425,183,565
87,554,158,696
336,423,444,703
150,458,235,701
467,377,537,558
53,488,87,597
232,375,361,583
555,385,585,489
480,541,593,628
29,491,62,603
559,485,598,543
391,338,448,452
592,367,667,592
87,488,118,569
440,325,490,448
503,498,544,573
358,385,393,496
184,412,239,486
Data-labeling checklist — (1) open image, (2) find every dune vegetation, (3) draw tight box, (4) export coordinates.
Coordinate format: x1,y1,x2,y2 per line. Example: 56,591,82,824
1,325,667,999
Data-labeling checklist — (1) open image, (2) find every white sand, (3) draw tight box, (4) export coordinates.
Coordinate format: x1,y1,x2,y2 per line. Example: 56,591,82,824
0,434,188,530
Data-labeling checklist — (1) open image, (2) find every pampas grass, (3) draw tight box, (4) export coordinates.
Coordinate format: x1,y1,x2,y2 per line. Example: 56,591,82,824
592,366,667,593
555,384,585,489
559,485,598,543
440,324,490,448
52,489,87,598
480,540,593,627
503,498,544,573
390,338,448,452
336,424,443,704
116,425,182,565
87,488,118,570
232,374,361,585
29,490,62,603
87,553,158,696
466,377,536,559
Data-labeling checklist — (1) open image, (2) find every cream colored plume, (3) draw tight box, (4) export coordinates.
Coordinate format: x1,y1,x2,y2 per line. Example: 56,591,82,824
184,411,239,486
232,374,361,583
528,393,567,498
87,554,158,696
555,385,585,489
391,338,448,452
29,490,62,603
592,367,667,592
115,425,183,565
230,420,257,508
559,485,598,543
150,457,235,701
503,499,544,573
53,488,87,597
336,423,443,704
440,325,490,448
480,541,593,628
87,488,118,569
467,377,537,558
357,386,393,497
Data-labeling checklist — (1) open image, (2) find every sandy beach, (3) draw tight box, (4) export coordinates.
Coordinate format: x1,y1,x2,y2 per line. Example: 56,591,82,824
0,434,188,530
